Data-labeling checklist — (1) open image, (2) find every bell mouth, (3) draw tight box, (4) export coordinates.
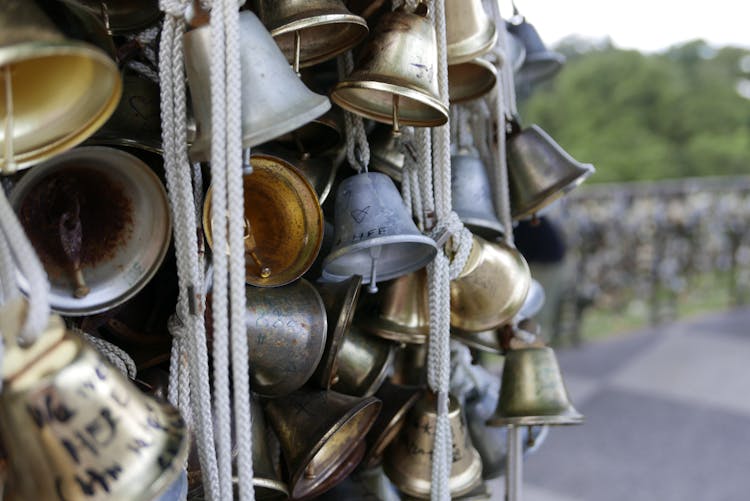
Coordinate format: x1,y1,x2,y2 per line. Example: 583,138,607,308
0,42,121,171
362,384,422,469
448,58,498,103
451,328,503,354
511,162,594,220
517,51,566,85
363,316,429,345
487,407,584,427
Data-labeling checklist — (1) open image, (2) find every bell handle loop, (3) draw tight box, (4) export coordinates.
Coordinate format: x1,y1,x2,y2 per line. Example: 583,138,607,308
3,66,16,175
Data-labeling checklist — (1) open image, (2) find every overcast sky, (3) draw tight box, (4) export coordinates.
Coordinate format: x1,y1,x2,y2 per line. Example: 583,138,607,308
501,0,750,53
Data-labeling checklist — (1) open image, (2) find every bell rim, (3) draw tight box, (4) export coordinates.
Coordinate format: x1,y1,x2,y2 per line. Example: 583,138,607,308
486,410,584,427
360,318,428,345
59,0,164,34
517,51,566,85
451,328,502,354
252,477,291,497
273,115,343,157
334,342,395,398
511,163,594,219
460,215,506,240
446,21,498,65
448,58,498,103
331,80,449,127
85,136,163,155
0,41,121,171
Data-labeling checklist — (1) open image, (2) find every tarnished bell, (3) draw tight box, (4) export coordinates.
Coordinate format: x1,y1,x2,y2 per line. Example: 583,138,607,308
0,309,188,501
451,236,531,332
451,328,502,354
488,347,584,426
264,390,382,499
391,343,428,386
0,0,121,173
448,58,497,103
506,18,565,86
507,124,595,219
203,154,324,287
452,153,505,240
242,279,327,397
322,172,438,291
445,0,497,64
252,0,368,70
331,7,448,129
383,393,482,498
368,125,405,182
331,325,395,397
184,11,331,162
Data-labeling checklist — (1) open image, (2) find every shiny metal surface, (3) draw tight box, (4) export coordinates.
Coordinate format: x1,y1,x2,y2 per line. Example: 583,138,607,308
63,0,162,34
390,343,428,387
253,0,368,68
448,57,497,103
506,18,565,86
445,0,497,64
516,278,545,321
0,0,121,172
508,124,595,219
10,147,171,316
184,10,330,162
450,236,531,332
331,9,448,127
203,154,324,287
451,153,505,239
331,324,395,397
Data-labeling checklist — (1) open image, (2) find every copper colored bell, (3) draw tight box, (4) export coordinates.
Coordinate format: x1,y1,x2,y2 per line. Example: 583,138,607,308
312,275,363,389
0,0,121,173
0,307,188,501
184,10,331,162
488,347,583,426
383,392,482,498
448,58,497,103
451,236,531,332
451,328,502,354
264,390,382,499
253,0,368,71
331,7,448,130
506,17,565,86
451,152,505,240
331,325,395,397
203,154,324,287
368,125,405,182
63,0,162,34
507,124,595,219
322,172,437,291
445,0,497,64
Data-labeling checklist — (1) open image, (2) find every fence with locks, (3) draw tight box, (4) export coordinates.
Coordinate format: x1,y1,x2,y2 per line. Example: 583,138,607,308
0,1,602,500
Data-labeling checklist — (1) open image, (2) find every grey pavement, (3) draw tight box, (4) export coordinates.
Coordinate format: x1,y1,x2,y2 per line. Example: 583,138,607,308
517,307,750,501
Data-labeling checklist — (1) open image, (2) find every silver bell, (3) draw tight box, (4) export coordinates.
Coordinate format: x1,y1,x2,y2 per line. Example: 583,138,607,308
452,152,505,240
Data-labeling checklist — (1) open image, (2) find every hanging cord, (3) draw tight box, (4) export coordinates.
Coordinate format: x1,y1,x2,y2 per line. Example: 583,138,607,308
0,226,17,304
125,24,162,83
158,1,221,498
337,53,371,172
75,328,138,379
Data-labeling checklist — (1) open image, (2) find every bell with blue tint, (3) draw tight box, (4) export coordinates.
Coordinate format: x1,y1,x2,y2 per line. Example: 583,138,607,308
505,16,565,87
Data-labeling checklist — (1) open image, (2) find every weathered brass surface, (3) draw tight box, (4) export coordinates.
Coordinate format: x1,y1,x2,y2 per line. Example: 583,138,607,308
448,57,497,103
368,125,405,182
451,236,530,332
62,0,162,34
488,347,584,426
257,145,337,205
0,0,121,172
203,154,324,287
390,343,428,387
445,0,497,64
331,324,395,397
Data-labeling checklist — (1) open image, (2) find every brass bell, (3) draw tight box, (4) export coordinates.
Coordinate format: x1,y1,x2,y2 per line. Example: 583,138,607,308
452,152,505,240
445,0,497,64
203,154,324,287
0,310,188,501
488,347,584,426
506,17,565,86
448,58,497,103
390,343,428,387
368,125,405,182
383,392,482,498
264,390,382,499
451,236,531,332
184,10,331,162
321,172,437,292
252,0,368,72
62,0,163,34
0,0,121,173
331,324,395,397
331,7,448,131
507,123,595,219
10,146,171,316
361,381,423,469
451,328,502,354
256,145,337,205
359,268,430,344
312,274,363,389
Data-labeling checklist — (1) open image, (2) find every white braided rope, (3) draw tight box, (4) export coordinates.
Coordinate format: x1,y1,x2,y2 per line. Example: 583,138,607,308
0,223,18,303
337,53,371,172
77,329,138,379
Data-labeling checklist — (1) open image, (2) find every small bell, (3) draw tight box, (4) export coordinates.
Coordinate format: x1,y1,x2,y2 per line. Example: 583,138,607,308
451,152,505,240
330,325,395,397
445,0,497,64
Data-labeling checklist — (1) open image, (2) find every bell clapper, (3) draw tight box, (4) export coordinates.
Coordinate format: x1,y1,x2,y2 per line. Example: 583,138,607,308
243,218,271,279
100,2,113,36
367,246,382,294
391,94,401,137
526,425,536,448
292,132,310,161
506,424,523,501
57,198,90,299
293,30,302,76
3,65,16,174
242,148,253,175
73,269,91,298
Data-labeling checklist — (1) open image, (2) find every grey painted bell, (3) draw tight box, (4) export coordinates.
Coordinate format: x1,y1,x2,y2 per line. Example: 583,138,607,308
506,18,565,86
452,153,505,240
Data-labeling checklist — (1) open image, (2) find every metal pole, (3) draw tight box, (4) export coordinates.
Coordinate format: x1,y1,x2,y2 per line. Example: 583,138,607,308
505,424,523,501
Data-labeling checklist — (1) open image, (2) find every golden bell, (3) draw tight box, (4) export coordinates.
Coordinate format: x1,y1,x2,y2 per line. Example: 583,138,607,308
256,145,337,205
184,10,331,162
451,236,531,332
0,310,188,501
312,274,363,389
253,0,368,71
445,0,497,64
362,381,423,469
368,124,405,182
448,58,497,103
488,347,584,426
62,0,163,34
331,7,448,130
331,324,395,397
264,389,381,499
0,0,121,173
507,123,595,219
391,343,428,387
203,154,324,287
383,392,482,498
451,328,502,354
359,268,430,344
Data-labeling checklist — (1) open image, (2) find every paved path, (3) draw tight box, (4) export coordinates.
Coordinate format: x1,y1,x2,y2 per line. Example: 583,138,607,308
515,307,750,501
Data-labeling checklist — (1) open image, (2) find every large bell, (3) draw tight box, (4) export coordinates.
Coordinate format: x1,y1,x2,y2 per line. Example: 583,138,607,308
0,308,188,501
488,347,584,426
0,0,121,173
321,172,437,291
451,236,531,332
445,0,497,64
331,7,448,129
359,268,430,344
452,152,505,240
184,10,331,162
331,325,395,397
506,17,565,86
203,154,324,287
507,124,595,219
383,392,482,498
10,146,171,316
252,0,368,71
448,57,497,103
264,390,381,499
